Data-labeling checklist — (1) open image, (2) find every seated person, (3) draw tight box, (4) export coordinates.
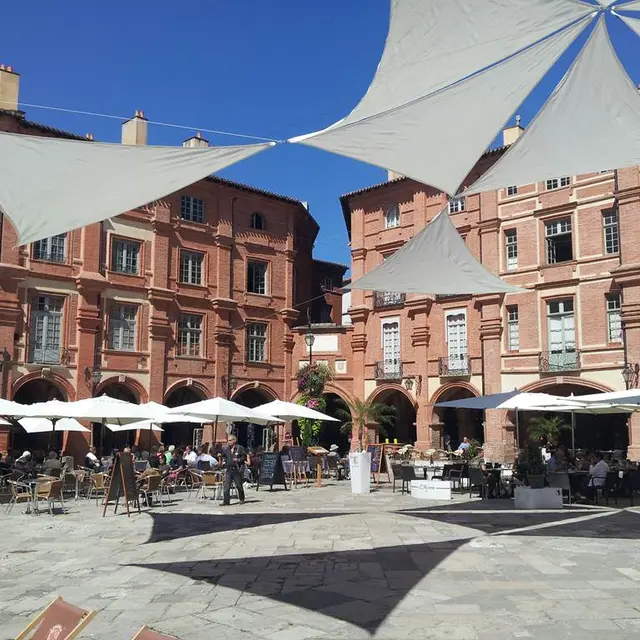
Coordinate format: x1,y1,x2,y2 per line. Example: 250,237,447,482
165,445,174,465
14,450,34,475
84,446,101,471
42,451,62,473
196,447,216,470
469,447,498,498
587,452,610,501
184,446,198,466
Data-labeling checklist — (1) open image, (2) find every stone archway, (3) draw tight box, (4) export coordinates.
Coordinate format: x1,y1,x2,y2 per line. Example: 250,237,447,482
521,378,626,452
429,383,482,450
231,385,278,450
94,381,141,455
163,383,208,449
368,385,418,446
12,377,68,455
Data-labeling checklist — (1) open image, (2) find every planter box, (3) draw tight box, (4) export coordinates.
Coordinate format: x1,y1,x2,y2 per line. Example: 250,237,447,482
514,487,563,509
410,479,452,501
349,452,371,494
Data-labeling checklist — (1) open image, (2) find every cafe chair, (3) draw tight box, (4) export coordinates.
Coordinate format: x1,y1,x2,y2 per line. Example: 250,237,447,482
36,479,65,515
400,464,418,494
87,473,108,506
6,479,32,514
547,472,572,504
140,474,164,507
326,456,343,480
593,472,619,506
201,471,223,500
391,463,403,493
186,469,204,499
468,467,489,499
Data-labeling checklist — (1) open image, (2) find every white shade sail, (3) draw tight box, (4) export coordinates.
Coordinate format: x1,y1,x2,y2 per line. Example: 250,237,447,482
19,417,90,433
617,12,640,37
467,19,640,195
346,208,524,295
253,400,339,422
0,133,273,245
169,397,282,425
21,396,156,422
617,0,640,9
291,0,594,195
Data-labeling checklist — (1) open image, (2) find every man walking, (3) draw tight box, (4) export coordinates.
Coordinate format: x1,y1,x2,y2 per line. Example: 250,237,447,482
221,434,247,506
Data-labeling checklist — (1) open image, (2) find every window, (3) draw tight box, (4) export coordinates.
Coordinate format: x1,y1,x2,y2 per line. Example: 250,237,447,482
246,322,267,362
384,205,400,229
29,295,63,364
607,294,622,343
33,234,66,263
250,212,265,230
507,186,518,196
180,196,204,223
603,209,619,255
177,314,202,356
179,251,204,285
448,197,466,214
108,305,137,351
507,306,520,351
247,261,268,295
545,218,573,264
505,229,518,271
547,299,577,368
381,320,401,377
113,240,140,274
545,176,571,190
320,276,333,291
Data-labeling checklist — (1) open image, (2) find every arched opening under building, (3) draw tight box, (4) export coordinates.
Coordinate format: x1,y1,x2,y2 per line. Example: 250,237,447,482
369,388,418,446
12,378,66,455
163,386,207,449
432,385,483,449
94,382,140,455
314,392,352,454
521,382,628,453
232,387,276,451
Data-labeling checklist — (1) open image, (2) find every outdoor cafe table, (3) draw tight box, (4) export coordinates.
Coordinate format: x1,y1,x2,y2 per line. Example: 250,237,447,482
23,477,55,515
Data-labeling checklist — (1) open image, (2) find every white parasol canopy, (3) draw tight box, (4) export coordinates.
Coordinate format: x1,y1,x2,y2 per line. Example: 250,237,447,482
106,422,164,433
19,417,90,434
0,398,30,417
170,397,282,425
253,400,339,422
21,396,156,422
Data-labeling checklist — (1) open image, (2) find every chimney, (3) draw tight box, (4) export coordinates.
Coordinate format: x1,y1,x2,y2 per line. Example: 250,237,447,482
182,131,209,148
503,115,524,146
121,110,148,145
0,65,20,112
388,169,404,181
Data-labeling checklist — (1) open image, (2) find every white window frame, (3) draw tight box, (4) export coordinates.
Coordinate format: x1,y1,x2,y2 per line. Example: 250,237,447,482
33,234,66,263
384,205,400,229
545,218,573,264
113,239,140,275
507,305,520,352
179,250,204,285
607,294,622,343
246,322,267,363
180,195,204,223
505,229,518,271
448,196,466,214
177,313,203,357
108,304,137,351
250,212,265,230
29,295,64,364
603,208,619,255
507,186,518,196
247,260,268,295
320,276,333,291
545,176,571,191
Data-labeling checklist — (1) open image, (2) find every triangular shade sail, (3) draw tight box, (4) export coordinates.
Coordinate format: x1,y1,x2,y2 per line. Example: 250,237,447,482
291,0,593,195
467,19,640,195
617,0,640,9
345,208,524,295
618,12,640,37
253,400,339,422
0,133,273,244
19,417,90,433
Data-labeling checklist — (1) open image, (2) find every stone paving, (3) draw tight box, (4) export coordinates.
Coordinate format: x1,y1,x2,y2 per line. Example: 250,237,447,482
1,481,640,640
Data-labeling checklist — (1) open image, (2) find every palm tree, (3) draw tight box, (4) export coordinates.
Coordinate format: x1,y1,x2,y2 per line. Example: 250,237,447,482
335,397,396,451
528,415,570,447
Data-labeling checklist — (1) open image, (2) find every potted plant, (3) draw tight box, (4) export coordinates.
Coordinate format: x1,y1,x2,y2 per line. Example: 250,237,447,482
525,444,546,489
528,415,570,449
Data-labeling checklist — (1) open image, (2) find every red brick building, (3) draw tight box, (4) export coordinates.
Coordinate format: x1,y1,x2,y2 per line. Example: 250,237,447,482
341,123,640,461
0,66,346,457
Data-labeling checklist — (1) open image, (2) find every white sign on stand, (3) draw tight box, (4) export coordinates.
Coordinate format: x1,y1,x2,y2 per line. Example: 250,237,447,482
514,487,563,509
410,480,452,501
349,452,371,494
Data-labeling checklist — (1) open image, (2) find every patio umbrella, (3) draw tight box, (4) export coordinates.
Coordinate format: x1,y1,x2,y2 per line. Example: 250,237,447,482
105,422,164,432
0,398,29,417
253,400,340,422
435,391,586,450
171,397,282,426
18,417,90,434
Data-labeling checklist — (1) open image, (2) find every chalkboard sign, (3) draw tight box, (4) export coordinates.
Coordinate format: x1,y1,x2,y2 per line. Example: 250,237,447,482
257,452,288,491
289,445,306,462
367,444,384,474
103,453,141,517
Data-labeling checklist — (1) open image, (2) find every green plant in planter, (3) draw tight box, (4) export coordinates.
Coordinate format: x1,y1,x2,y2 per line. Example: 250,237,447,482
335,397,396,452
468,439,482,459
528,415,570,448
525,444,546,476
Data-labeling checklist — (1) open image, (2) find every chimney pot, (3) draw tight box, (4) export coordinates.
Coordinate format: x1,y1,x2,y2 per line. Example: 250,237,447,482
7,66,13,73
502,116,524,147
122,110,148,146
0,64,20,111
0,65,5,71
182,132,209,148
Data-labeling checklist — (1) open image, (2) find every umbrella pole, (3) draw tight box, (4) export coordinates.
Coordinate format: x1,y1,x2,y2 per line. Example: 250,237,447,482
571,411,576,455
515,410,520,451
148,421,153,453
100,419,105,457
50,417,57,450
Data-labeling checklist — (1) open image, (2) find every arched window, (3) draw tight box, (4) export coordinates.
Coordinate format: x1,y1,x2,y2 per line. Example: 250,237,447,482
384,205,400,229
250,212,265,230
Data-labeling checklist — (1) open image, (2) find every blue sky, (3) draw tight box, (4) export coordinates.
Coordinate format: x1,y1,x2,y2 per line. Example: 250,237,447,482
2,1,639,268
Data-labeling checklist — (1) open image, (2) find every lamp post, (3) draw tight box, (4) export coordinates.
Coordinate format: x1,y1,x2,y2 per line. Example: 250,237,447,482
622,363,639,390
84,364,103,451
221,374,238,399
305,324,315,366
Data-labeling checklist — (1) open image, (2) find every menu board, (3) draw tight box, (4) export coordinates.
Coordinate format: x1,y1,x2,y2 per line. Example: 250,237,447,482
103,452,140,517
257,452,288,491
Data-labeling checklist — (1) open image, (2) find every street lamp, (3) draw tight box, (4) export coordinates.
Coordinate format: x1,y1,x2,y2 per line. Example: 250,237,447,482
84,364,102,394
221,374,239,399
623,363,640,390
304,324,315,366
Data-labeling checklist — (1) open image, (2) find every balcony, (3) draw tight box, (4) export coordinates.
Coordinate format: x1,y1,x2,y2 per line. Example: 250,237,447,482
373,291,406,309
539,349,581,373
375,360,403,381
439,355,471,377
27,345,70,366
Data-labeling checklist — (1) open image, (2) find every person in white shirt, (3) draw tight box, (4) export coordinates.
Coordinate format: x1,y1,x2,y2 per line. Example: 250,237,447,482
84,446,101,471
196,447,216,470
587,452,609,501
184,446,198,466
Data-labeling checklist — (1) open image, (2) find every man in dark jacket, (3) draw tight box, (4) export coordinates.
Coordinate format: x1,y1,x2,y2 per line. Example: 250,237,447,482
221,435,246,506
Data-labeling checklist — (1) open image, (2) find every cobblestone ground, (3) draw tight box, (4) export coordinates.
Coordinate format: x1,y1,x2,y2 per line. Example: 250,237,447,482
1,481,640,640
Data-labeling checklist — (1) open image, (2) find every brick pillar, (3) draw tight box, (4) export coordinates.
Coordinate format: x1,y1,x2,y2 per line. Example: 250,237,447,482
407,297,431,448
479,295,513,461
148,289,173,403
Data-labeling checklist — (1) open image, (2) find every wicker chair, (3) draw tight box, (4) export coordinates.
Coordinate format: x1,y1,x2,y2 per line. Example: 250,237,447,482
186,469,204,499
6,480,33,514
36,480,65,515
140,474,164,507
202,471,224,500
88,473,108,506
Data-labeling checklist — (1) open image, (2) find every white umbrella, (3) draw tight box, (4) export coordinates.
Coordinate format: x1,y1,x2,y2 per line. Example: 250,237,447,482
19,417,90,434
253,399,339,422
0,417,10,426
170,397,282,425
435,390,587,449
0,398,29,417
21,396,156,421
106,422,164,433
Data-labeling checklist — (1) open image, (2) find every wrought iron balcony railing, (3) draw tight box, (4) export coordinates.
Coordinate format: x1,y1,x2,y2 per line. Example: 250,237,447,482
375,360,403,380
438,355,471,377
27,344,70,366
539,349,581,373
373,291,406,309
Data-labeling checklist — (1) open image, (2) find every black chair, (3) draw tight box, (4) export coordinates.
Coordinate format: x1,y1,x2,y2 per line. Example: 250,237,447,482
468,467,489,499
400,465,418,494
448,463,466,492
326,456,343,480
197,460,211,472
433,464,452,481
391,464,403,493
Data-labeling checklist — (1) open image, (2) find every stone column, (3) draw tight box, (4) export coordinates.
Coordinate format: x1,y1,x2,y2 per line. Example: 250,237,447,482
349,307,368,451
